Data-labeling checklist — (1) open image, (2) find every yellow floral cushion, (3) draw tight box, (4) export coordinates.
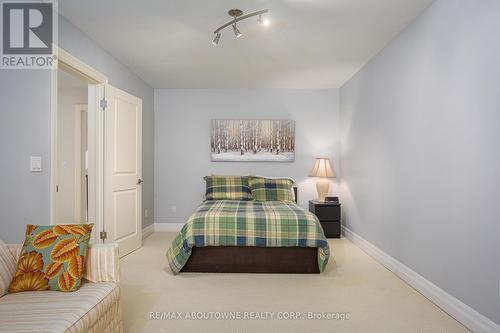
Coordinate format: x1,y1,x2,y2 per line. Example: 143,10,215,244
9,224,93,293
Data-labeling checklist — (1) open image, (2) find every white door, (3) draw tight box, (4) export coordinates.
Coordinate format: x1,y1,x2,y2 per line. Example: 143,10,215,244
103,84,142,257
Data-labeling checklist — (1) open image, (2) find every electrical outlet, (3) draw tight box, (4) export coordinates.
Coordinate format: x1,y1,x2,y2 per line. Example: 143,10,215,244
171,206,177,213
145,209,148,218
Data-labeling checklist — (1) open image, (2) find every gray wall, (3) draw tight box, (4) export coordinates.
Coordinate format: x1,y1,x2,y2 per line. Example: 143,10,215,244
0,16,154,242
155,89,340,224
0,70,51,243
340,0,500,325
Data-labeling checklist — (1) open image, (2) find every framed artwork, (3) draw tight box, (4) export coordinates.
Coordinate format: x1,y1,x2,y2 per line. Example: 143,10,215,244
211,119,295,162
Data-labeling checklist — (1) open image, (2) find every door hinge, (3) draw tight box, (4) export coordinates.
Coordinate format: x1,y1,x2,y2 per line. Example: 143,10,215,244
100,98,107,110
100,231,107,240
56,185,59,193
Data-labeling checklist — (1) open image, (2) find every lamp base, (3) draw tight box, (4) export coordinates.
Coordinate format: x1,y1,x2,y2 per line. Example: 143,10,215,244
316,179,330,202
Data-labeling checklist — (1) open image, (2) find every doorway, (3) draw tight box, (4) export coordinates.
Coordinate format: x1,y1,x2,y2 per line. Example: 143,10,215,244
55,69,88,224
51,48,143,256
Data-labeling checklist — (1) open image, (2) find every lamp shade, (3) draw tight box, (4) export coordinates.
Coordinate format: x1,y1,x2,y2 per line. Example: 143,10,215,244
309,158,336,178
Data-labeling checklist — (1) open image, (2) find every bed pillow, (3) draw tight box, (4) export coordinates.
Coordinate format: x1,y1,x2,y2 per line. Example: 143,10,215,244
204,175,253,201
0,239,17,297
248,177,295,202
8,224,93,293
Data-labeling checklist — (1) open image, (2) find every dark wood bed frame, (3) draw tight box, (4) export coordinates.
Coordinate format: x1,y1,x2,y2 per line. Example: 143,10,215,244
180,187,320,274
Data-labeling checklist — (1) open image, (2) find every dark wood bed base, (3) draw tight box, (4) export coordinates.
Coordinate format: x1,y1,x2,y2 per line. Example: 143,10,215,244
181,246,319,274
181,187,321,274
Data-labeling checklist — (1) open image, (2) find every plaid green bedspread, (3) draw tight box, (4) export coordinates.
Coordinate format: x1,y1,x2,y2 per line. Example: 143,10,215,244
166,200,330,274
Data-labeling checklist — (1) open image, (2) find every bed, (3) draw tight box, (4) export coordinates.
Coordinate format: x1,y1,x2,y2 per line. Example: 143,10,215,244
166,187,330,274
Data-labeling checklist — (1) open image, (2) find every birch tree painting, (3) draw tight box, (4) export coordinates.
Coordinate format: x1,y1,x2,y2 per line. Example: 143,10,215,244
211,120,295,162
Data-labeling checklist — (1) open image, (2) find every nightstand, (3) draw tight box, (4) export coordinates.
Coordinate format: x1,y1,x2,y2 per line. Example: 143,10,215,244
309,200,341,238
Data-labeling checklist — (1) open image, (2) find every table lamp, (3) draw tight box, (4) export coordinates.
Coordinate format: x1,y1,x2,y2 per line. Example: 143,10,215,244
309,158,336,202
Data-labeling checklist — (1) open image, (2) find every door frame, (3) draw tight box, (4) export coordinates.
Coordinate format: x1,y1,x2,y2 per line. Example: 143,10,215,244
51,47,108,243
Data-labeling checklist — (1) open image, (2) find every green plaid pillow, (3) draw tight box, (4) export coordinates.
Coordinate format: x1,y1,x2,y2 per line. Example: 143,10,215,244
248,177,295,202
204,175,253,201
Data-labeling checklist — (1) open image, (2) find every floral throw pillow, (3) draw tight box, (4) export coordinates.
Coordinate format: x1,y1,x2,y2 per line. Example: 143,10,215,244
8,224,93,293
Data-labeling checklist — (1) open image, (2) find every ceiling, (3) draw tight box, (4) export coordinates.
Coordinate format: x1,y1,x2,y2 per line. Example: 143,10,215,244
59,0,434,89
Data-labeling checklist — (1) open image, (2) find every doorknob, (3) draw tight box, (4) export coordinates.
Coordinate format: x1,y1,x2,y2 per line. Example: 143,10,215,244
137,179,143,185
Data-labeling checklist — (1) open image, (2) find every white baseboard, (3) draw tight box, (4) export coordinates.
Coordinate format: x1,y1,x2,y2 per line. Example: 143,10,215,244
342,226,500,333
153,223,184,232
142,223,183,239
142,224,155,239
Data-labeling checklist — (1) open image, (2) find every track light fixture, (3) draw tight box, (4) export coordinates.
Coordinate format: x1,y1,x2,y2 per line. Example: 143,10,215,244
212,32,221,45
232,23,242,38
211,8,270,46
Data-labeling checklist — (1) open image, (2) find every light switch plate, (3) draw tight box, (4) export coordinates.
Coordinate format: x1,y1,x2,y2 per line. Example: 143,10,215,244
30,156,42,172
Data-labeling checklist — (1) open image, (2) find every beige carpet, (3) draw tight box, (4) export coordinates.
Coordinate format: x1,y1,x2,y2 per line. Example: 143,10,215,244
120,233,468,333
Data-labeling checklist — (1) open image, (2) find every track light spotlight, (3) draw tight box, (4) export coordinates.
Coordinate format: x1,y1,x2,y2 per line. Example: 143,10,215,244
232,23,242,38
257,14,270,26
212,32,221,45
